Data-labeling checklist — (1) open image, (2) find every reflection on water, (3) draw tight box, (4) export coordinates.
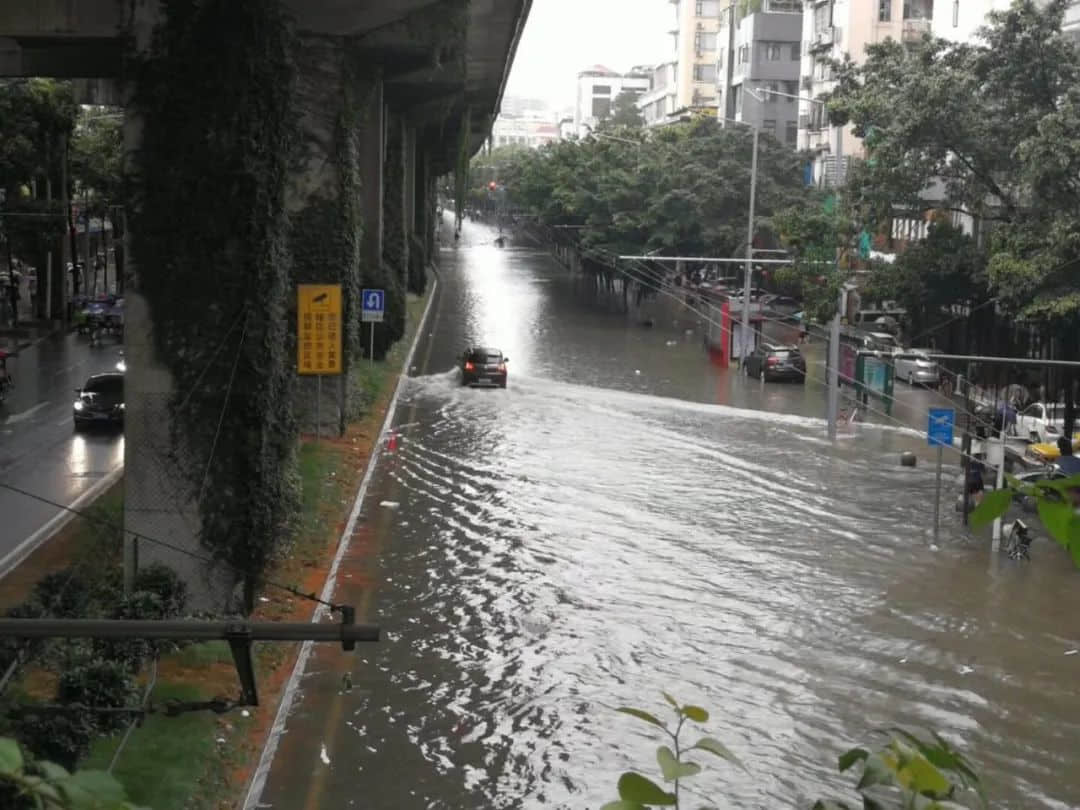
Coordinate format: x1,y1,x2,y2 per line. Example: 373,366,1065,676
257,224,1080,810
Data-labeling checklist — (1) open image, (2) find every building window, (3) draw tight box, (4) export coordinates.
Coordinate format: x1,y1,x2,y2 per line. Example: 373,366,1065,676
696,0,720,16
902,0,932,19
878,0,891,21
762,119,777,136
734,84,743,115
737,44,750,64
694,63,718,83
695,31,718,51
790,43,800,60
759,42,783,61
784,80,799,99
591,97,611,117
786,120,798,144
718,48,725,68
592,84,611,95
813,3,831,33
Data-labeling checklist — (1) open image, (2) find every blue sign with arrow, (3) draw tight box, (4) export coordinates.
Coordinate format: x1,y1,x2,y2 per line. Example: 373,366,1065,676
361,288,384,323
927,408,955,447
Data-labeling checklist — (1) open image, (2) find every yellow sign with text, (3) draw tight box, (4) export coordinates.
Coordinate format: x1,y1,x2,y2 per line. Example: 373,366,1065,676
297,284,342,375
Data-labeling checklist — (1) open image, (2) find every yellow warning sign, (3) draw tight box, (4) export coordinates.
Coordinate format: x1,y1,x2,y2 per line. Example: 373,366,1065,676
297,284,342,375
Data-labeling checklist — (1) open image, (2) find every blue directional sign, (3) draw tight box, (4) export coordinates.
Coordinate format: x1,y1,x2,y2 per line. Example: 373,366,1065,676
361,288,385,323
928,408,955,447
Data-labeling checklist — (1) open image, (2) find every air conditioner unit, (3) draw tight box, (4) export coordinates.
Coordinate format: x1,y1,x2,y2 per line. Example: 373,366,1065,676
800,75,812,89
816,27,834,45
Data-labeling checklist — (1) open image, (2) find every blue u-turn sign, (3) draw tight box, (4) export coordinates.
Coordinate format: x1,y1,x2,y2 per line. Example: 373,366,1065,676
361,288,384,323
928,408,955,447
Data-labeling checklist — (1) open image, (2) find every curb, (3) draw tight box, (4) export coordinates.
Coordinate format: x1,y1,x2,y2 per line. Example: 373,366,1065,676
0,466,124,582
241,269,441,810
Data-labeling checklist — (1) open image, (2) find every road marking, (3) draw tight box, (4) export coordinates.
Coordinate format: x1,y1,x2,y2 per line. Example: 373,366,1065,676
4,401,51,425
0,465,124,581
242,273,441,810
54,364,77,377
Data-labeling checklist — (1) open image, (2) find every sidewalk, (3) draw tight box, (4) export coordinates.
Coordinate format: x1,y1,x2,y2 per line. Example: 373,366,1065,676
0,320,66,353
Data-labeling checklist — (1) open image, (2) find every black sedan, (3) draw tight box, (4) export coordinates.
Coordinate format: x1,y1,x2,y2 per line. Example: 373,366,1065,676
74,372,125,430
460,347,508,388
745,344,806,383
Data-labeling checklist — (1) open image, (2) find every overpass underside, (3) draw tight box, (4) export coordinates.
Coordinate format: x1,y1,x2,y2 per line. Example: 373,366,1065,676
0,0,529,607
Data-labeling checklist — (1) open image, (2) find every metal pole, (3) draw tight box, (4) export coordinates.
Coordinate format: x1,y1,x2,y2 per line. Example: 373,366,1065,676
315,375,321,443
961,374,972,524
0,618,380,643
933,444,943,546
992,425,1007,550
827,298,841,441
740,126,759,366
370,321,375,367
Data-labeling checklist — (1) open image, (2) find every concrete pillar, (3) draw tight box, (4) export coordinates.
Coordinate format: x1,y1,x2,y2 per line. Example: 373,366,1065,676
120,0,224,604
287,34,369,435
359,74,384,306
380,111,407,348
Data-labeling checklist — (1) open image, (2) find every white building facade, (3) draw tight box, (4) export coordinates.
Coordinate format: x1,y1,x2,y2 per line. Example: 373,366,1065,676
636,61,680,126
572,65,651,137
672,0,723,109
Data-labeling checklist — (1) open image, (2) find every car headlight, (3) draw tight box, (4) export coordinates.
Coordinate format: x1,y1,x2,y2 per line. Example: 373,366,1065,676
73,400,84,411
1047,425,1059,433
118,403,125,410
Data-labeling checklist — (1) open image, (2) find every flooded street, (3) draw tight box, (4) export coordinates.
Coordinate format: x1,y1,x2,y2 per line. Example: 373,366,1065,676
255,220,1080,809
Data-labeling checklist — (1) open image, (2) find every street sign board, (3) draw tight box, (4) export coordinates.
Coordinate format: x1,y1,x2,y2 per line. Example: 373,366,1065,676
297,284,342,375
361,288,385,323
928,407,955,447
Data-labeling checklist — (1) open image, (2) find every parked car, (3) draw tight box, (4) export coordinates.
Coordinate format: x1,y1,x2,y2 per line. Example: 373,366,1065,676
745,344,806,383
760,294,802,319
893,348,941,387
74,372,125,430
460,347,508,388
1015,401,1065,444
1027,435,1080,463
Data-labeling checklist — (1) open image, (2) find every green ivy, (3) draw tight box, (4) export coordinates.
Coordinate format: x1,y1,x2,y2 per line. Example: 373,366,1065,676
129,0,300,611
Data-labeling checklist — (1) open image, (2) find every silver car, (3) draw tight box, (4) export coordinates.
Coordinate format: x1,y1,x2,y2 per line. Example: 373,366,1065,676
893,349,940,386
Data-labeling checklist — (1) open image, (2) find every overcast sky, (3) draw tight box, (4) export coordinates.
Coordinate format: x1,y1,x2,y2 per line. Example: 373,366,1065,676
502,0,675,111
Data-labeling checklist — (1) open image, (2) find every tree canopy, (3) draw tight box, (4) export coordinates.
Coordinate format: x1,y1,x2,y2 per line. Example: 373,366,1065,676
598,91,645,130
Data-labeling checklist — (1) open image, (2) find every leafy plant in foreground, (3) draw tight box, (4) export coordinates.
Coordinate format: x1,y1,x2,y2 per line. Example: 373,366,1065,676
813,728,986,810
969,472,1080,566
0,736,145,809
602,694,742,809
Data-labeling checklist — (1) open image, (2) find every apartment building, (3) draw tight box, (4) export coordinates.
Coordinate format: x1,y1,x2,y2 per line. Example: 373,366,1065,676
490,116,561,149
572,65,651,137
716,0,804,146
636,61,680,126
672,0,723,109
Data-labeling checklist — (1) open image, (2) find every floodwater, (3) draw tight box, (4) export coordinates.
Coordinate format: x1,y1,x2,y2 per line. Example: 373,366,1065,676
253,220,1080,809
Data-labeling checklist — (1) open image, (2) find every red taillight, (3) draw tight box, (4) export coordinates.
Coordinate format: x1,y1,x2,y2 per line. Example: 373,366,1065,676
767,356,780,366
464,361,475,371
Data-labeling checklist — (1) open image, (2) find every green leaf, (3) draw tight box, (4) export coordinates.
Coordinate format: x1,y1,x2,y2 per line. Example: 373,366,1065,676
681,705,709,722
811,802,854,810
617,707,667,730
855,753,897,791
617,772,678,805
661,691,680,710
37,760,71,782
0,738,23,775
600,802,647,810
969,488,1012,530
59,769,127,806
692,736,742,767
895,750,951,797
656,746,702,781
838,747,869,773
1036,497,1075,546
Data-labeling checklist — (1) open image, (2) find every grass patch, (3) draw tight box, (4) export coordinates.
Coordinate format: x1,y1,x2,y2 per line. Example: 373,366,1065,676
84,681,235,810
170,640,233,668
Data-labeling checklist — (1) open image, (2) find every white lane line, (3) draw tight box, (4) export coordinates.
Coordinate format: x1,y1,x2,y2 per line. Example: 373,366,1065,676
241,273,441,810
4,401,51,425
0,465,124,581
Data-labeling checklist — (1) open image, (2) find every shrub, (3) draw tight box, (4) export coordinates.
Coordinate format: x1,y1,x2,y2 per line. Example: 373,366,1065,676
30,570,92,618
132,563,188,617
56,660,137,736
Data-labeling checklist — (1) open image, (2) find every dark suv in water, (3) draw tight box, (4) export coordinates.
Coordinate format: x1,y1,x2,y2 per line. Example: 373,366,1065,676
460,347,508,388
745,344,806,383
74,372,125,430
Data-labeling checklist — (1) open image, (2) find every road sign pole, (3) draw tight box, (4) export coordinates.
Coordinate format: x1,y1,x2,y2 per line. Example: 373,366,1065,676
933,444,943,546
992,426,1007,551
370,322,375,367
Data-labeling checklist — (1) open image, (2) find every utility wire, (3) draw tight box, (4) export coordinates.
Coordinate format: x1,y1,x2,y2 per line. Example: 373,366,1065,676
197,312,248,505
109,659,157,773
0,481,342,612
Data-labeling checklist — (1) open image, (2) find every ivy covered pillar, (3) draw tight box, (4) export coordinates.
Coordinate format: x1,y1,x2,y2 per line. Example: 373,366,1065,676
127,0,299,612
357,71,387,358
287,34,366,436
379,111,408,353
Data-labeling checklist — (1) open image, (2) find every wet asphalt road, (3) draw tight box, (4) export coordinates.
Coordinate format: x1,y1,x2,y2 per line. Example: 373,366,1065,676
0,331,124,572
254,218,1080,810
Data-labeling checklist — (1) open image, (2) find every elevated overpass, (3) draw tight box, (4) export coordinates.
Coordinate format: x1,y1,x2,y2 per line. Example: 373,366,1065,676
0,0,530,606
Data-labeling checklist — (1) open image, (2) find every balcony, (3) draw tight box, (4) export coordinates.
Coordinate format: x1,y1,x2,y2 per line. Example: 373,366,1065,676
901,18,931,41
